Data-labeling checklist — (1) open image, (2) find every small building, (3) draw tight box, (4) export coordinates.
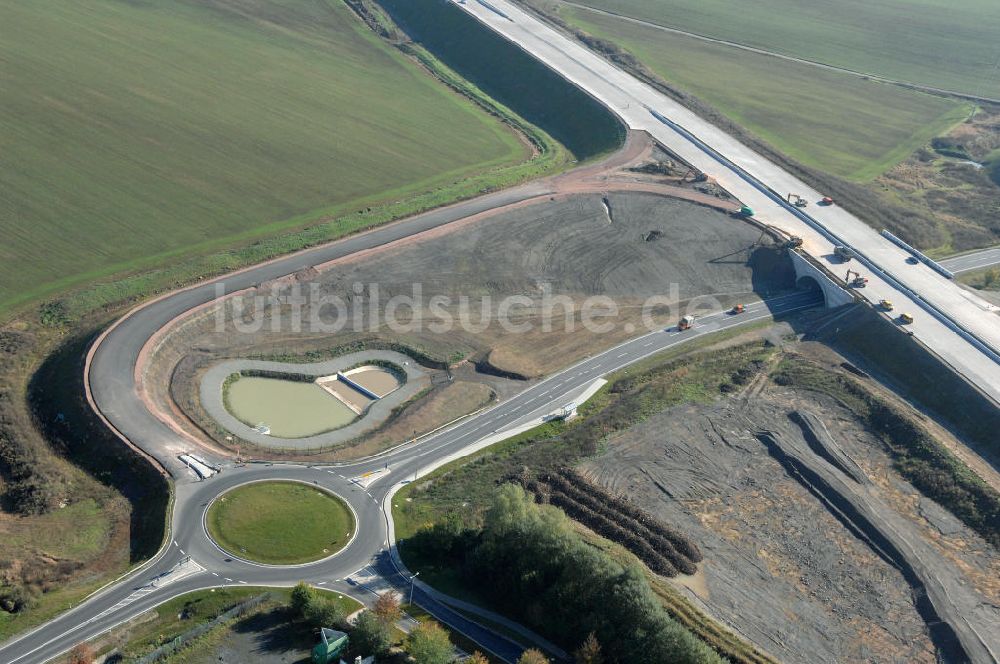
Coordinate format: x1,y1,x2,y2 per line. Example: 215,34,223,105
312,628,348,664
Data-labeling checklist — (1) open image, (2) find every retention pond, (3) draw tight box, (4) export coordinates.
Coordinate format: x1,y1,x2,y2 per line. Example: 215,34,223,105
225,376,357,439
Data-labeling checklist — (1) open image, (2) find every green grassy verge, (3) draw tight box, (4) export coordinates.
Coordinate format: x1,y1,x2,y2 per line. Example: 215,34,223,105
206,482,355,565
958,266,1000,291
0,330,173,643
0,0,549,315
561,4,970,181
564,0,1000,99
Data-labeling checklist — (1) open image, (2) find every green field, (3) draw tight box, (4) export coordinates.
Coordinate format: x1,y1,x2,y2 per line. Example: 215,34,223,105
206,481,355,565
566,0,1000,98
563,5,970,180
0,0,531,313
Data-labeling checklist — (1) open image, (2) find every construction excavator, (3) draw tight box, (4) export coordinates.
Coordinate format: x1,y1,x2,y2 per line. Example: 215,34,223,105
787,193,808,208
846,269,868,288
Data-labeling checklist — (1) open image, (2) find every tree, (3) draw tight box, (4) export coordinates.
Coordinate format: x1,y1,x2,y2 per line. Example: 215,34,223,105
290,581,315,618
373,591,402,624
467,652,490,664
574,633,604,664
67,643,95,664
517,649,548,664
352,610,391,657
305,598,347,630
405,620,453,664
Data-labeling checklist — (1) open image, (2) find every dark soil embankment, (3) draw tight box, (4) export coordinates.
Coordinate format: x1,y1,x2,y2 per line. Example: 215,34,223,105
809,305,1000,469
520,467,702,577
28,332,170,563
756,429,971,663
583,381,1000,663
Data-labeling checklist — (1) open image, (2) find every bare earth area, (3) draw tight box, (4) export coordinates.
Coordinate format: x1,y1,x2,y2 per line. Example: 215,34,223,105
581,350,1000,664
145,163,794,459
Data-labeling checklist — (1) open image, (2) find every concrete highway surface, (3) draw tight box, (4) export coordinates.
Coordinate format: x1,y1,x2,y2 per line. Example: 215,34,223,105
0,287,819,664
940,246,1000,274
457,0,1000,403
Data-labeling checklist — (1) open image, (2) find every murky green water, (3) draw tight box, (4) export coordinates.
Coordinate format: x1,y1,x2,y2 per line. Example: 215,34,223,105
225,376,356,438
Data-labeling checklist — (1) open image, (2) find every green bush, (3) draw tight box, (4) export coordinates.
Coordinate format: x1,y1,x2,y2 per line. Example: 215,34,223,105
405,621,453,664
352,610,391,658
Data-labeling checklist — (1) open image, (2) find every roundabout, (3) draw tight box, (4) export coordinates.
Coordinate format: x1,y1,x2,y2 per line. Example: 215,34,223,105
204,481,356,566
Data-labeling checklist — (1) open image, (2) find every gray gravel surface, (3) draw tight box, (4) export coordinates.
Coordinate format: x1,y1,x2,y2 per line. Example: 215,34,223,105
583,388,1000,664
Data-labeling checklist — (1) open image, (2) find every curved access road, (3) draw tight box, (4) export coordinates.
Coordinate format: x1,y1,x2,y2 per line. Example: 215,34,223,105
0,179,821,664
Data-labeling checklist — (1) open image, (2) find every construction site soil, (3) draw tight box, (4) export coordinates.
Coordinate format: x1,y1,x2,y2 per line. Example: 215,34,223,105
580,352,1000,664
149,189,793,459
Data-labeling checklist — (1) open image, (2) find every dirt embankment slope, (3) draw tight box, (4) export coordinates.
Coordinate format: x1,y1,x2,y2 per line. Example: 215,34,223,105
582,364,1000,664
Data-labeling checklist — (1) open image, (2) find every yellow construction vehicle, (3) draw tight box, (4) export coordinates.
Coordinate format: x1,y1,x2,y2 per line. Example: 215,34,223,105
879,299,894,311
900,312,914,324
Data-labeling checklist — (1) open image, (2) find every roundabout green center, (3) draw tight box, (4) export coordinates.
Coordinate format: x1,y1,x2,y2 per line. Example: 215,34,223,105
206,481,355,565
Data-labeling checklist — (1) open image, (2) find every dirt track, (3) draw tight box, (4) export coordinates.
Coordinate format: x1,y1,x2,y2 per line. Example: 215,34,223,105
582,356,1000,664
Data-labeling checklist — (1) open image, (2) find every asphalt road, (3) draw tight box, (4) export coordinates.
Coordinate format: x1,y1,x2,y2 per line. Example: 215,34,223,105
940,247,1000,274
0,290,819,664
456,0,1000,403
